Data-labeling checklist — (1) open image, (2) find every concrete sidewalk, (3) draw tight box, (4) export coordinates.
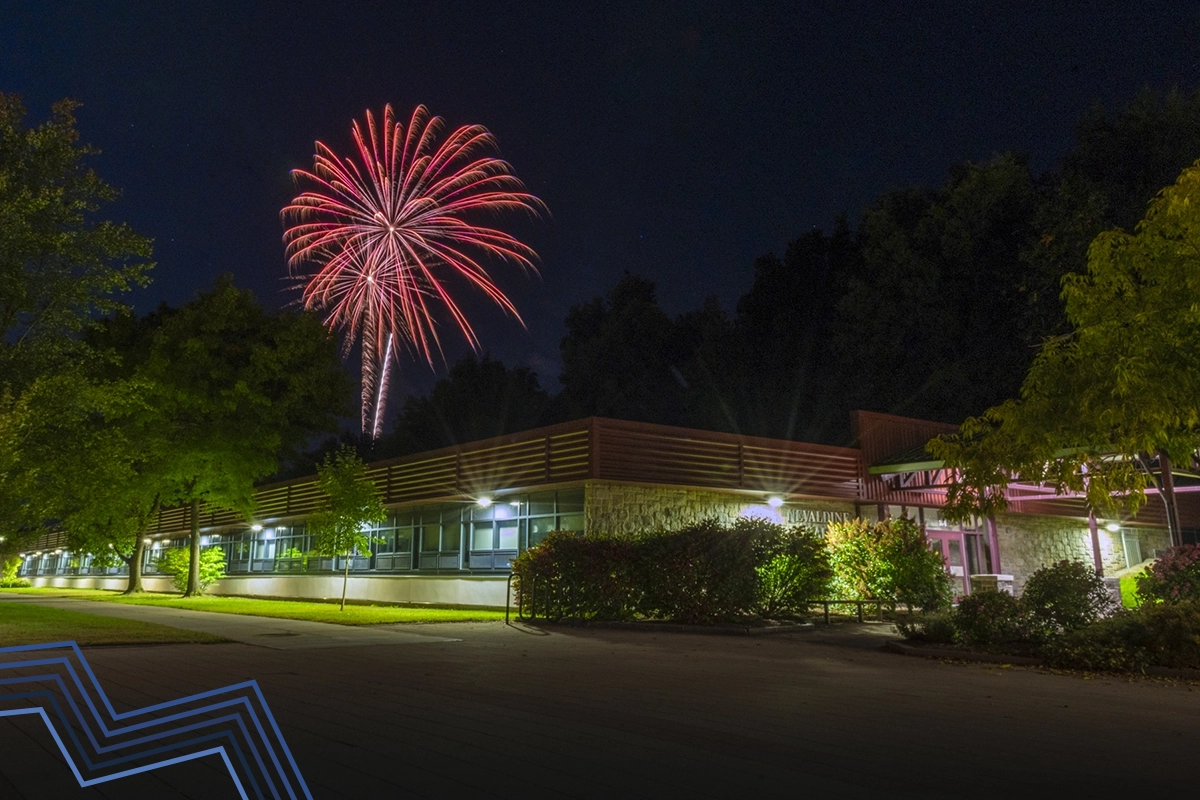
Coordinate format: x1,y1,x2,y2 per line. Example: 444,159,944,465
0,595,461,649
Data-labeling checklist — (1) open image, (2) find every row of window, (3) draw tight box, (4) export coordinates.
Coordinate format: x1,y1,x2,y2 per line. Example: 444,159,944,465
20,489,586,578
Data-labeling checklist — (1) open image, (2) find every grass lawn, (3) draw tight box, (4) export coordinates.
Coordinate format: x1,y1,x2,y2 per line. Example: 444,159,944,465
0,602,227,647
0,588,507,626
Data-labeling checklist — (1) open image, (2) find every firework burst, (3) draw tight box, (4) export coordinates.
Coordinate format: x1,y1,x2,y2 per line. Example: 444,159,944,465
282,104,544,438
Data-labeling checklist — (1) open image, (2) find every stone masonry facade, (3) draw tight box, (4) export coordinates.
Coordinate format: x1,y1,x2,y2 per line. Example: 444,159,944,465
584,481,856,538
994,512,1171,594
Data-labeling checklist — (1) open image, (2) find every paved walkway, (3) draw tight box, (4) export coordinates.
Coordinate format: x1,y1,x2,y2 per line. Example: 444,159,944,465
3,600,1200,798
0,595,459,649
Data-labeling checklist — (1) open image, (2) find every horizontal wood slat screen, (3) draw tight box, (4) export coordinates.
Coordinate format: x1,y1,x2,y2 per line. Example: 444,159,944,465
592,419,862,498
133,418,863,537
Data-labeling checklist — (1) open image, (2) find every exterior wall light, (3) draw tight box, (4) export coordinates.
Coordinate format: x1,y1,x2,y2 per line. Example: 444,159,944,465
477,496,493,508
767,496,784,508
143,538,152,545
1105,522,1120,532
250,524,263,532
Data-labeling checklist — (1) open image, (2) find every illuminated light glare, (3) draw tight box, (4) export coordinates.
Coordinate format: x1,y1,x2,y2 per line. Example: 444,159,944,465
740,504,784,525
767,496,784,508
143,538,152,545
1105,522,1120,532
281,104,546,440
509,500,521,507
477,496,493,508
251,524,263,532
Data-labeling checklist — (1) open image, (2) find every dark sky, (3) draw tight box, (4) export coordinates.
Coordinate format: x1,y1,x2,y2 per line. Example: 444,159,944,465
4,1,1200,394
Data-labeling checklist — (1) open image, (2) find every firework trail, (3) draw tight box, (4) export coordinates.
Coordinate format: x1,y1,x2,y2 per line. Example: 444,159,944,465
282,104,544,438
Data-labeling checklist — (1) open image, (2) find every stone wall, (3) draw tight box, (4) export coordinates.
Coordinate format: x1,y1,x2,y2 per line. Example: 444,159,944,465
584,481,856,537
994,512,1170,594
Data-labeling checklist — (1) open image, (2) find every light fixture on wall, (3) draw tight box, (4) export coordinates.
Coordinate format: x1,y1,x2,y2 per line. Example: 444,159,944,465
767,495,784,508
251,524,263,532
1105,522,1120,532
477,496,493,508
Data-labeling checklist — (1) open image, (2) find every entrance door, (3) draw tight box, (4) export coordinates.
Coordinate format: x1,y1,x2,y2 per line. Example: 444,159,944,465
925,529,970,597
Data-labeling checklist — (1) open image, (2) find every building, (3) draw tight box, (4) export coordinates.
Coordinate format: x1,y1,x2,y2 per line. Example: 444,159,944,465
17,413,1189,606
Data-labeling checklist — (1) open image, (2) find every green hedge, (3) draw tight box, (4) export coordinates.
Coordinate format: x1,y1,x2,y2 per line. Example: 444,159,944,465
511,518,831,623
898,559,1200,672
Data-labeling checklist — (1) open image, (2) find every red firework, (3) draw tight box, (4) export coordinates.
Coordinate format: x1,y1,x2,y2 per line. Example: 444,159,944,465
282,104,544,438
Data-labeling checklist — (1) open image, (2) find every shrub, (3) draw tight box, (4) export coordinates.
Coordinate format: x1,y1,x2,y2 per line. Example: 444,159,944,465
0,557,30,587
155,547,227,594
826,516,952,612
896,613,956,644
511,519,830,623
953,589,1028,646
1040,612,1150,672
1021,560,1115,635
1136,544,1200,605
1040,601,1200,672
1137,600,1200,669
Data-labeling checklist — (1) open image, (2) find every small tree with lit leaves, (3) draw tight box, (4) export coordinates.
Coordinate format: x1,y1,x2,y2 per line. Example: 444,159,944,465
307,446,386,610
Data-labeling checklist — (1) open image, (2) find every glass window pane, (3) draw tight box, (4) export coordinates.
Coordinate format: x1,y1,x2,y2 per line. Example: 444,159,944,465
529,517,556,547
441,505,462,525
472,503,495,521
529,491,555,516
556,489,584,514
421,525,440,552
472,522,494,551
557,513,585,533
395,528,412,553
497,521,518,550
442,523,461,552
393,509,412,527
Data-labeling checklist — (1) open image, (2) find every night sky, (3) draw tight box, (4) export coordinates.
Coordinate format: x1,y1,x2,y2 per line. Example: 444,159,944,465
4,1,1200,394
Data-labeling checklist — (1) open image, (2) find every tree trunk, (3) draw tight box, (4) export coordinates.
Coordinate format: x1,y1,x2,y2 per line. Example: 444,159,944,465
124,537,146,594
184,497,201,597
341,555,350,611
1159,451,1183,549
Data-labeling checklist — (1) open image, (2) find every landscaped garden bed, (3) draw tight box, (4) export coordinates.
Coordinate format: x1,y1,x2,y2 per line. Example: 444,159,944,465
511,515,952,627
896,548,1200,675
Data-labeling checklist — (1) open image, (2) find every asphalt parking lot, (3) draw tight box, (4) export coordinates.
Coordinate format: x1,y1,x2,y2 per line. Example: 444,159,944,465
1,603,1198,799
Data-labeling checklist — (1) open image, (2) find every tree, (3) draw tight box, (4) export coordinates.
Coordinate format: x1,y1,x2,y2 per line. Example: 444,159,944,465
556,274,685,425
931,159,1200,546
831,155,1040,426
142,276,352,596
378,353,550,456
0,94,153,388
20,373,167,593
307,446,386,610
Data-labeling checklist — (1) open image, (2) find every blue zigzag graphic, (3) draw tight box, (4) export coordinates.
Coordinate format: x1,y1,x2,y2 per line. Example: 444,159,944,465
0,640,312,799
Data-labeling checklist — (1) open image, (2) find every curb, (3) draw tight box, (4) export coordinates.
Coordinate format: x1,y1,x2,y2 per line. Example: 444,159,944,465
525,619,816,636
883,640,1041,665
883,641,1200,678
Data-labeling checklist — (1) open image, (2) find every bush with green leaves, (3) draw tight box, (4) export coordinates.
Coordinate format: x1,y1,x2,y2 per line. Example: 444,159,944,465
1136,544,1200,605
1021,560,1115,635
755,523,833,617
1041,601,1200,672
0,556,30,588
952,589,1028,646
895,613,956,644
155,547,226,594
826,516,952,611
511,518,830,623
